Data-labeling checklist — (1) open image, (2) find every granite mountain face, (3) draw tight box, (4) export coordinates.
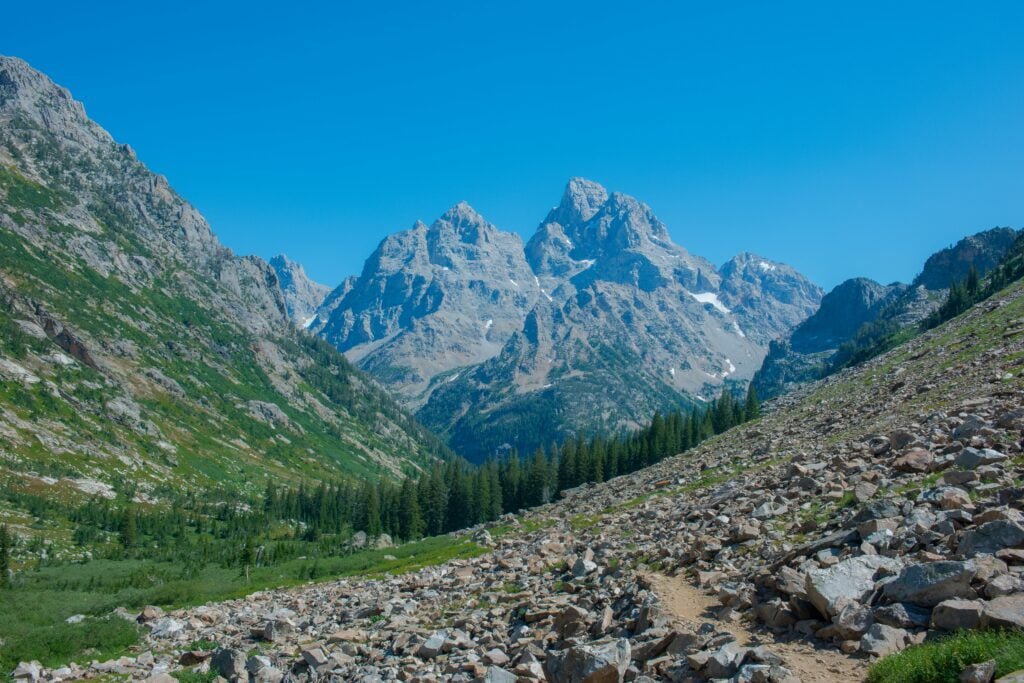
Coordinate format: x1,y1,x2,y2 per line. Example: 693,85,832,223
312,203,542,408
753,227,1022,399
0,56,447,502
316,178,824,460
269,253,330,327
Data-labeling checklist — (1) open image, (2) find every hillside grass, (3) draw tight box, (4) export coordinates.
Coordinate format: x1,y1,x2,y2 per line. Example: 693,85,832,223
0,533,484,675
868,630,1024,683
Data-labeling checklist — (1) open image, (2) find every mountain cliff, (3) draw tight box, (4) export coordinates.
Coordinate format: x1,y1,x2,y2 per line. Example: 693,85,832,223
0,56,447,505
268,253,330,326
317,178,823,460
753,227,1021,399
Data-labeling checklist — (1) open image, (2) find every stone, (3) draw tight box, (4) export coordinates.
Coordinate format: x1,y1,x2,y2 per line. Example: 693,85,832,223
484,667,518,683
959,521,1024,557
417,631,447,659
894,448,933,473
961,659,997,683
832,603,874,640
211,648,247,680
805,555,902,618
703,641,749,679
883,560,978,606
956,448,1007,469
931,599,984,631
860,623,909,657
982,594,1024,630
874,602,932,629
543,638,631,683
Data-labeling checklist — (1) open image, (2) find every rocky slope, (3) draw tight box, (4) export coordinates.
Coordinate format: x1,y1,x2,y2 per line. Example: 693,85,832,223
320,178,823,461
59,237,1024,683
753,227,1020,400
269,254,330,327
0,56,447,513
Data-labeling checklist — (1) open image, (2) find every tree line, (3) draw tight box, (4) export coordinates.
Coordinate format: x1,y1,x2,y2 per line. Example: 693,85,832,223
260,385,761,542
0,385,759,583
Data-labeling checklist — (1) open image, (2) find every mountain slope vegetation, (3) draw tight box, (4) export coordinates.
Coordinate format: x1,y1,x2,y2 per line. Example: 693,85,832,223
0,56,449,518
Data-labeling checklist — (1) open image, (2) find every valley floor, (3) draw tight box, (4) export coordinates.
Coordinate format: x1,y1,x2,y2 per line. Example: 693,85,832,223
14,281,1024,682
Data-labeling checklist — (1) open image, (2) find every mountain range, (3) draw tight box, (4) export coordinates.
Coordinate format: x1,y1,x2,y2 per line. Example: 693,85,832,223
305,178,823,460
752,226,1021,399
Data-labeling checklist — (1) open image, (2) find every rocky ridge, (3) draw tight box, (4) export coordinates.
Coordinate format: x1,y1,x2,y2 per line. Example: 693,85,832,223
325,178,822,460
0,55,446,513
49,267,1024,681
753,227,1021,400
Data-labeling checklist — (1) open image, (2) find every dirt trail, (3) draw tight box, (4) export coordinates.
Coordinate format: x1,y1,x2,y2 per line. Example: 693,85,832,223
645,573,870,682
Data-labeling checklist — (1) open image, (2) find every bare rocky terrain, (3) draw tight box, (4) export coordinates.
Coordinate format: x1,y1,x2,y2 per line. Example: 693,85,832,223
23,265,1024,681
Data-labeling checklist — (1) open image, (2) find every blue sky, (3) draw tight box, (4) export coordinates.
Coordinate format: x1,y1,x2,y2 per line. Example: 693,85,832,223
3,2,1023,290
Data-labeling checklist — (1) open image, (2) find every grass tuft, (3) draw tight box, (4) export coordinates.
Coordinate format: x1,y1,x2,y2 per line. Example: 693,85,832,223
868,630,1024,683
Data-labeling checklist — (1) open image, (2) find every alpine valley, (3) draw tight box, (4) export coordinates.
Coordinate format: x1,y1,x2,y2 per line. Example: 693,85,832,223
5,53,1024,683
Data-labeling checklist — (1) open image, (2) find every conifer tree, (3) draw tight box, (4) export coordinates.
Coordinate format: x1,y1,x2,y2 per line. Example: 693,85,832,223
0,524,10,589
397,478,424,540
745,384,761,420
119,506,137,553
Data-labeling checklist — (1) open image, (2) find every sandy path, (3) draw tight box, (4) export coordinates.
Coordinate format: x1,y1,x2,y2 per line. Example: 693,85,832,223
645,573,870,682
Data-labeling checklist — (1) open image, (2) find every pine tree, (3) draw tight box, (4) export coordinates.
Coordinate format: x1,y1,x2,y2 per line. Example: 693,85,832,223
0,524,10,589
744,384,761,420
397,478,424,541
119,506,137,553
966,264,980,297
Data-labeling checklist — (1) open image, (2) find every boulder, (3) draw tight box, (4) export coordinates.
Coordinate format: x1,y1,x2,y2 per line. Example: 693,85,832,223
860,624,909,657
806,555,902,618
544,638,631,683
931,599,984,631
894,448,933,473
961,660,997,683
956,448,1007,469
883,561,978,606
982,594,1024,630
211,648,247,680
484,667,518,683
832,603,874,640
959,521,1024,557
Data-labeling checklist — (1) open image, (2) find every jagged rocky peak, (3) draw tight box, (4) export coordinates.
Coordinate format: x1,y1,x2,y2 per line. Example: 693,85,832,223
718,252,825,343
527,178,710,295
269,254,330,327
0,56,94,137
315,203,540,406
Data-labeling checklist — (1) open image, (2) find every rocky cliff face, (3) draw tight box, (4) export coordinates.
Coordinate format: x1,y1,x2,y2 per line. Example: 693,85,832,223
752,228,1022,399
915,227,1019,291
269,254,330,326
318,177,823,460
0,56,446,501
313,203,541,408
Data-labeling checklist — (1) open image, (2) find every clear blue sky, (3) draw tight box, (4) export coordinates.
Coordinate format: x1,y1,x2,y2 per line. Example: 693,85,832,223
3,2,1022,290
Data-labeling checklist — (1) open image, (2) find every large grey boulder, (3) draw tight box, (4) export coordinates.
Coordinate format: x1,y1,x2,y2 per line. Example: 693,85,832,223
806,555,903,618
956,448,1007,469
982,594,1024,630
544,638,631,683
860,623,909,657
211,648,247,681
882,561,978,606
959,521,1024,557
931,599,984,631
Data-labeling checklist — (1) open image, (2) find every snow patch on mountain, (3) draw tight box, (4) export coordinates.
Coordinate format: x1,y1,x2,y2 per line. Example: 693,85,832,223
690,291,731,314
